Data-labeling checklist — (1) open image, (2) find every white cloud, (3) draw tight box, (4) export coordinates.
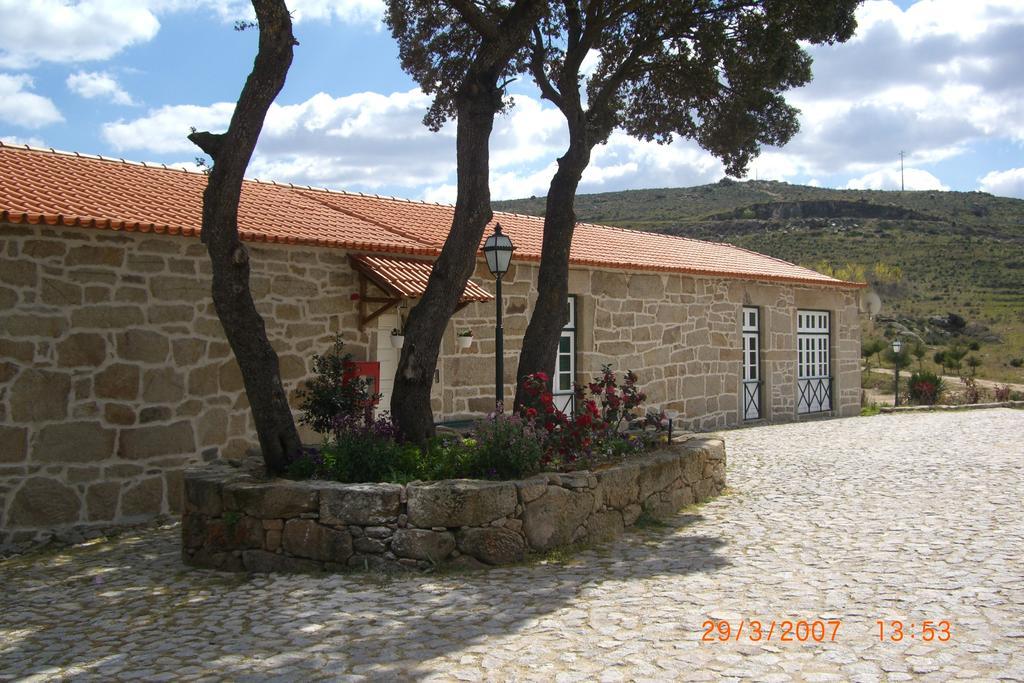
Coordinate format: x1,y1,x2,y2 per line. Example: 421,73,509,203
845,167,949,191
0,0,160,69
102,90,450,192
0,0,382,69
0,74,63,128
102,103,235,153
0,134,46,148
742,0,1024,188
286,0,383,25
67,71,136,106
978,167,1024,198
151,0,384,25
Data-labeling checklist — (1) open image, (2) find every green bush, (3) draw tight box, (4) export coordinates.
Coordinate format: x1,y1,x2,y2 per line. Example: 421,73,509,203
908,371,945,405
470,414,547,480
288,415,420,483
296,336,379,436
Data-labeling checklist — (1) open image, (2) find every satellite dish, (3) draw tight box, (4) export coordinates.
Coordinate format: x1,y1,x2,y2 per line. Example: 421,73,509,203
860,290,882,318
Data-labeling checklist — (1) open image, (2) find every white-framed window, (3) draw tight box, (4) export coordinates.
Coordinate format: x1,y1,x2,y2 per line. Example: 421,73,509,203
552,296,576,415
742,306,761,420
797,310,831,414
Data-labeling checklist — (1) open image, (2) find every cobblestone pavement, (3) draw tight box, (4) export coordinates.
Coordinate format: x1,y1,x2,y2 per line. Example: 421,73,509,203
3,409,1023,682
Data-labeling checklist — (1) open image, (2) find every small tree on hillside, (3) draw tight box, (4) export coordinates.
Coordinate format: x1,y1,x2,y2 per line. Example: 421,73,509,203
966,355,982,377
862,338,885,375
910,340,927,372
513,0,862,405
187,0,299,473
385,0,549,442
945,344,968,375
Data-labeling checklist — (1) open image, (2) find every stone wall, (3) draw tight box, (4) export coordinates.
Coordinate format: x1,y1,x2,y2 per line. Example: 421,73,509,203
0,224,372,548
0,222,857,548
182,437,726,572
440,263,861,429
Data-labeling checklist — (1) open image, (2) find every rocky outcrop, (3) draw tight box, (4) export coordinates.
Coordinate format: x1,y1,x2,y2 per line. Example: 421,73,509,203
182,437,727,573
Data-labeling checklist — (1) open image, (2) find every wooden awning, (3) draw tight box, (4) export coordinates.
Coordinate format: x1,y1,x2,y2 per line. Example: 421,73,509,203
350,254,493,330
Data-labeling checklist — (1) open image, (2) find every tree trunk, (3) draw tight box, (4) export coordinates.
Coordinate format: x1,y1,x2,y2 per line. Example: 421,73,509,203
513,140,591,409
391,79,502,442
188,0,299,474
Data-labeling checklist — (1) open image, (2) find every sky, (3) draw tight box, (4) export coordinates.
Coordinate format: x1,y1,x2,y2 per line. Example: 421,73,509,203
2,0,1024,202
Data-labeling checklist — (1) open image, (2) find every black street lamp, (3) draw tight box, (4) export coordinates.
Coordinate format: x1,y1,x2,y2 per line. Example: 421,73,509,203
891,338,903,406
483,223,515,412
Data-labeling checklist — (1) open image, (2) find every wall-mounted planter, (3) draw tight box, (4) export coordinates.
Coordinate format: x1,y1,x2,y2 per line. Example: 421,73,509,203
182,437,726,574
390,334,404,349
456,335,474,349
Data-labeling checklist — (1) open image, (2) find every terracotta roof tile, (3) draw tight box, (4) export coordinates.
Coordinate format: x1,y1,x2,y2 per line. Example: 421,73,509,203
350,254,492,302
0,143,863,288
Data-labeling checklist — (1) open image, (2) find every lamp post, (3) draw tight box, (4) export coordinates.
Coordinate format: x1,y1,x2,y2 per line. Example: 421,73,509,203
891,338,903,406
483,223,515,413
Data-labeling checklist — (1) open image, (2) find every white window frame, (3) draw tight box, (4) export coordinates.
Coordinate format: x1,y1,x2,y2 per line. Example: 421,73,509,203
796,310,832,414
552,296,576,416
742,306,761,420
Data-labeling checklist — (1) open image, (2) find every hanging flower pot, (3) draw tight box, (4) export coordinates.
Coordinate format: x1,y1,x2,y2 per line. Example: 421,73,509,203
390,329,404,349
456,330,474,349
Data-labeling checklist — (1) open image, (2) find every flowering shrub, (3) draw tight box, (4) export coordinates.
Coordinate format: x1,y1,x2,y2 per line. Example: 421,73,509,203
908,371,944,405
994,384,1011,402
518,365,664,468
470,413,547,479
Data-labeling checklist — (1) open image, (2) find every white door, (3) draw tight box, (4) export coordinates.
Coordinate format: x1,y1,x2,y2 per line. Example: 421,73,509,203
797,310,831,414
742,306,761,420
552,296,576,415
376,312,401,416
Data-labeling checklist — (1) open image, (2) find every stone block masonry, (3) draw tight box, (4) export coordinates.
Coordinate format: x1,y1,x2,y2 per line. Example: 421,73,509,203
182,438,726,572
1,221,858,550
0,225,370,549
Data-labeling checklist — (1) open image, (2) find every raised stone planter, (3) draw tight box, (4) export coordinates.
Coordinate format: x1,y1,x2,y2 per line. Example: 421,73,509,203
181,437,726,573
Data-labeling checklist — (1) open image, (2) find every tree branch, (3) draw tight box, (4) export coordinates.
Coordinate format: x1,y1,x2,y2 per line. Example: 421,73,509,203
187,131,226,161
446,0,500,40
529,26,565,110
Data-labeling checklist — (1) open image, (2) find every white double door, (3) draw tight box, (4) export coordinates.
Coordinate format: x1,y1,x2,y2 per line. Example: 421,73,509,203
797,310,831,414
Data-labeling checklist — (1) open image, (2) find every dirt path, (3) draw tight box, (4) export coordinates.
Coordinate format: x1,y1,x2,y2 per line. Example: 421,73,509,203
868,367,1024,393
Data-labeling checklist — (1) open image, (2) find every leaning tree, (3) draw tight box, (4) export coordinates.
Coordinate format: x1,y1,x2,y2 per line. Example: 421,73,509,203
188,0,300,474
385,0,548,442
513,0,862,408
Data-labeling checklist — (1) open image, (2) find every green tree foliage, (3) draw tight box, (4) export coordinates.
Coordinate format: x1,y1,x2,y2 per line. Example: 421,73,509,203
514,0,863,401
861,338,885,373
384,0,549,442
910,340,927,371
944,345,968,374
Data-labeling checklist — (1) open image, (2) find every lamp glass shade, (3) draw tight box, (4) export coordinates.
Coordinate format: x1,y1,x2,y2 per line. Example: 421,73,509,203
891,339,902,354
483,226,515,276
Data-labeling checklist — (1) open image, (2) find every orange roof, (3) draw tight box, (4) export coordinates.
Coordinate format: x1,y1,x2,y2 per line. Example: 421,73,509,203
0,143,863,288
350,254,492,302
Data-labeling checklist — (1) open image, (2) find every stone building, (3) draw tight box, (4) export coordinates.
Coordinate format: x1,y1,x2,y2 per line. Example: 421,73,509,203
0,143,863,548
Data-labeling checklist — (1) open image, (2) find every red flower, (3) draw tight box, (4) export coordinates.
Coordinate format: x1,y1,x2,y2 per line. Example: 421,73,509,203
525,407,537,419
534,372,549,382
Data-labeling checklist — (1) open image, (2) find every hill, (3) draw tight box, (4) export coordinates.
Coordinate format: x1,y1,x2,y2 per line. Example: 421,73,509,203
494,180,1024,384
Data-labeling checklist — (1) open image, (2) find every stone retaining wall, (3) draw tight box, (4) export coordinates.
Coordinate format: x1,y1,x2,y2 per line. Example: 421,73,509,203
182,437,726,572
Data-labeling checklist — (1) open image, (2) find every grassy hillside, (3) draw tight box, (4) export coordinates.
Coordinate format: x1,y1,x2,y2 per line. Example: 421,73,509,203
494,180,1024,383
